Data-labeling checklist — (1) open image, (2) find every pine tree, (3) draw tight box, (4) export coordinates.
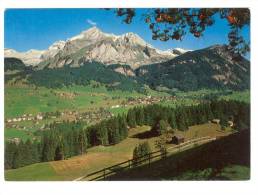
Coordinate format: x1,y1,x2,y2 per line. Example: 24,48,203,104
132,142,151,166
4,142,17,169
12,148,22,169
54,145,64,161
118,115,128,140
168,110,177,129
135,107,145,126
107,118,121,144
127,109,137,128
176,108,189,131
152,119,169,135
32,142,40,163
24,139,33,165
77,130,87,155
220,115,228,130
96,123,109,145
41,134,56,162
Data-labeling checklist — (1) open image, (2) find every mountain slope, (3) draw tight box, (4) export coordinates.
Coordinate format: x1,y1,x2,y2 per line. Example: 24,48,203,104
4,49,44,66
4,27,190,69
38,27,181,69
40,40,66,61
4,44,250,92
4,58,144,91
106,129,250,180
136,45,250,91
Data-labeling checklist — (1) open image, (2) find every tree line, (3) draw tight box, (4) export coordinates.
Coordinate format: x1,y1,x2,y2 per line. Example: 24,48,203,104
5,100,249,169
6,60,143,92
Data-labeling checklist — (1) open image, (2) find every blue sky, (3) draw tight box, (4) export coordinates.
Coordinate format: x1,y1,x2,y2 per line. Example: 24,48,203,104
5,8,250,52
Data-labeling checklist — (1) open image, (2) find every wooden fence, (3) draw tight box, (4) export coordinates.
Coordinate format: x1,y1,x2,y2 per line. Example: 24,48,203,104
78,136,216,181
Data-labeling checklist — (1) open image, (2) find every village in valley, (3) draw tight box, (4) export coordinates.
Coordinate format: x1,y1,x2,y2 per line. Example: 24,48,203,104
4,94,181,144
5,91,236,146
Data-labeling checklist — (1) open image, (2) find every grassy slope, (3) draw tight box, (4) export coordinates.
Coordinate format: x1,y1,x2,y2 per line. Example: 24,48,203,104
4,85,171,118
5,128,33,142
220,90,250,103
5,123,231,181
5,162,63,181
5,85,249,119
106,129,250,181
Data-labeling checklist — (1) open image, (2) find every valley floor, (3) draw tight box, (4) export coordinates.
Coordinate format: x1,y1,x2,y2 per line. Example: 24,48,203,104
4,85,249,143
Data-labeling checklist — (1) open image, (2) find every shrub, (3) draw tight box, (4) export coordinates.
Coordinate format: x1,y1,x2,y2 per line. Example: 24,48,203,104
132,142,151,166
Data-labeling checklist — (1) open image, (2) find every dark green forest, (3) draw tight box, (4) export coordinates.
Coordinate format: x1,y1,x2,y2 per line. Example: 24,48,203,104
135,46,250,91
5,54,250,92
5,100,250,170
4,58,143,91
4,58,28,72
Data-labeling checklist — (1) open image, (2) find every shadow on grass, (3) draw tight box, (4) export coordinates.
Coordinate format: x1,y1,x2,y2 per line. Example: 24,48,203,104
106,129,250,181
130,130,158,139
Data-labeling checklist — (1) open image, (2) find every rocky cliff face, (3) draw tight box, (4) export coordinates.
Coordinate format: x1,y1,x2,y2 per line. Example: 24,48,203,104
39,27,186,69
40,40,66,61
5,27,189,69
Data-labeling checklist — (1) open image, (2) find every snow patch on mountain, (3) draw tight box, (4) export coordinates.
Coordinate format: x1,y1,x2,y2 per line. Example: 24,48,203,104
5,26,190,69
4,48,45,65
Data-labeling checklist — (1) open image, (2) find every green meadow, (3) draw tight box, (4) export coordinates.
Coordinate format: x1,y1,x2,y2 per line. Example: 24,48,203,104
5,162,63,181
4,84,250,143
4,85,143,118
5,128,33,142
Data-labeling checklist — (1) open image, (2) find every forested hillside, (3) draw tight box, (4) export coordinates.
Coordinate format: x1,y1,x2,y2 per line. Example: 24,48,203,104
4,58,143,91
4,57,27,72
136,45,250,91
4,44,250,93
5,100,250,170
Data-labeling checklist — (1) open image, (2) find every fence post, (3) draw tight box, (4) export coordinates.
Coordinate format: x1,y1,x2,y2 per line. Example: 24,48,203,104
103,168,106,180
148,153,151,167
128,160,131,169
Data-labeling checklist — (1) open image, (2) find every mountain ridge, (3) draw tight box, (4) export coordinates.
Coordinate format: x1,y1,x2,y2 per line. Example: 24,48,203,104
4,48,45,65
136,44,250,91
5,27,189,69
4,44,250,92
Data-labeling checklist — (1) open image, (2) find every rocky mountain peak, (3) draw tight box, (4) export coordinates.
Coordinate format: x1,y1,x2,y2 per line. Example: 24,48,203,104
40,40,66,60
70,26,105,41
83,26,100,32
5,27,189,69
118,32,148,47
172,48,190,55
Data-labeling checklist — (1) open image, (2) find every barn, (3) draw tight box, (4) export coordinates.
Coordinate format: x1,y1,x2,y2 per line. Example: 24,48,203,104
171,135,185,145
211,119,220,124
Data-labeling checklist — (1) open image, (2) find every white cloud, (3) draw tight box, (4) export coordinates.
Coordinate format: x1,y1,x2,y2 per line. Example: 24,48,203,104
86,19,97,26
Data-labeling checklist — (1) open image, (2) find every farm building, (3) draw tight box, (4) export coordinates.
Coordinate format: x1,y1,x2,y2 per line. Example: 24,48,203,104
171,135,185,145
228,120,234,127
211,119,220,124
